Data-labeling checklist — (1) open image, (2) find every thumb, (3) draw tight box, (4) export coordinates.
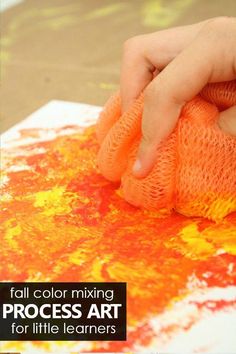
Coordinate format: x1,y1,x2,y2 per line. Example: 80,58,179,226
218,106,236,136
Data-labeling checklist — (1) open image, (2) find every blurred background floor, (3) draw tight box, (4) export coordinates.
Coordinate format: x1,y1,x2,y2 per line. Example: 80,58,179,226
1,0,236,132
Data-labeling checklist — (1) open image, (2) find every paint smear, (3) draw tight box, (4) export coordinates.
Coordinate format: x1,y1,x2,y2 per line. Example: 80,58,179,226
1,3,81,72
84,3,129,21
141,0,194,28
0,119,236,352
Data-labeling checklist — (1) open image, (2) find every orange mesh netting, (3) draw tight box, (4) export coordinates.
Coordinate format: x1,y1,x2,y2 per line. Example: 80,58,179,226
97,80,236,221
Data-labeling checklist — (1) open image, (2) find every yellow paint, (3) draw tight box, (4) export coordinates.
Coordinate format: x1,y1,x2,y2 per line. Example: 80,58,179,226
165,220,236,260
202,224,236,256
1,3,81,74
40,4,81,17
1,36,13,46
178,195,236,222
84,3,128,21
87,81,118,91
69,249,89,266
0,193,12,202
179,223,215,259
0,50,10,65
208,197,236,221
43,15,77,30
100,82,119,90
4,220,22,249
141,0,194,28
33,186,75,216
8,4,80,32
90,258,105,281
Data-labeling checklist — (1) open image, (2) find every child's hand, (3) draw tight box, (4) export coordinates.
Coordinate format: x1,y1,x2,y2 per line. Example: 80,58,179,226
120,17,236,178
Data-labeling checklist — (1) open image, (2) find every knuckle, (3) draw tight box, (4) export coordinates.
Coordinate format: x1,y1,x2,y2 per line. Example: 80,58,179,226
145,76,182,108
202,16,235,33
123,35,143,53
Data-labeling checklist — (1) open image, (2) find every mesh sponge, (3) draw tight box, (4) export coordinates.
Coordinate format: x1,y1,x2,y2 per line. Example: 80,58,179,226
97,80,236,221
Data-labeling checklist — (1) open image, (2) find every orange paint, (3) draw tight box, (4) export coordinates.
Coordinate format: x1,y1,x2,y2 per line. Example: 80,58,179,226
0,125,236,352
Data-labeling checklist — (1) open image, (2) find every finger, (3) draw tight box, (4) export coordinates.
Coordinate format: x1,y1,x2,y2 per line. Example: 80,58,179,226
133,88,183,178
120,21,209,113
218,106,236,136
120,36,156,113
133,26,220,178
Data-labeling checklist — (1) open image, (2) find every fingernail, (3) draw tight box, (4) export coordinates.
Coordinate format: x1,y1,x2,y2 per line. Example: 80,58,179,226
132,159,142,174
